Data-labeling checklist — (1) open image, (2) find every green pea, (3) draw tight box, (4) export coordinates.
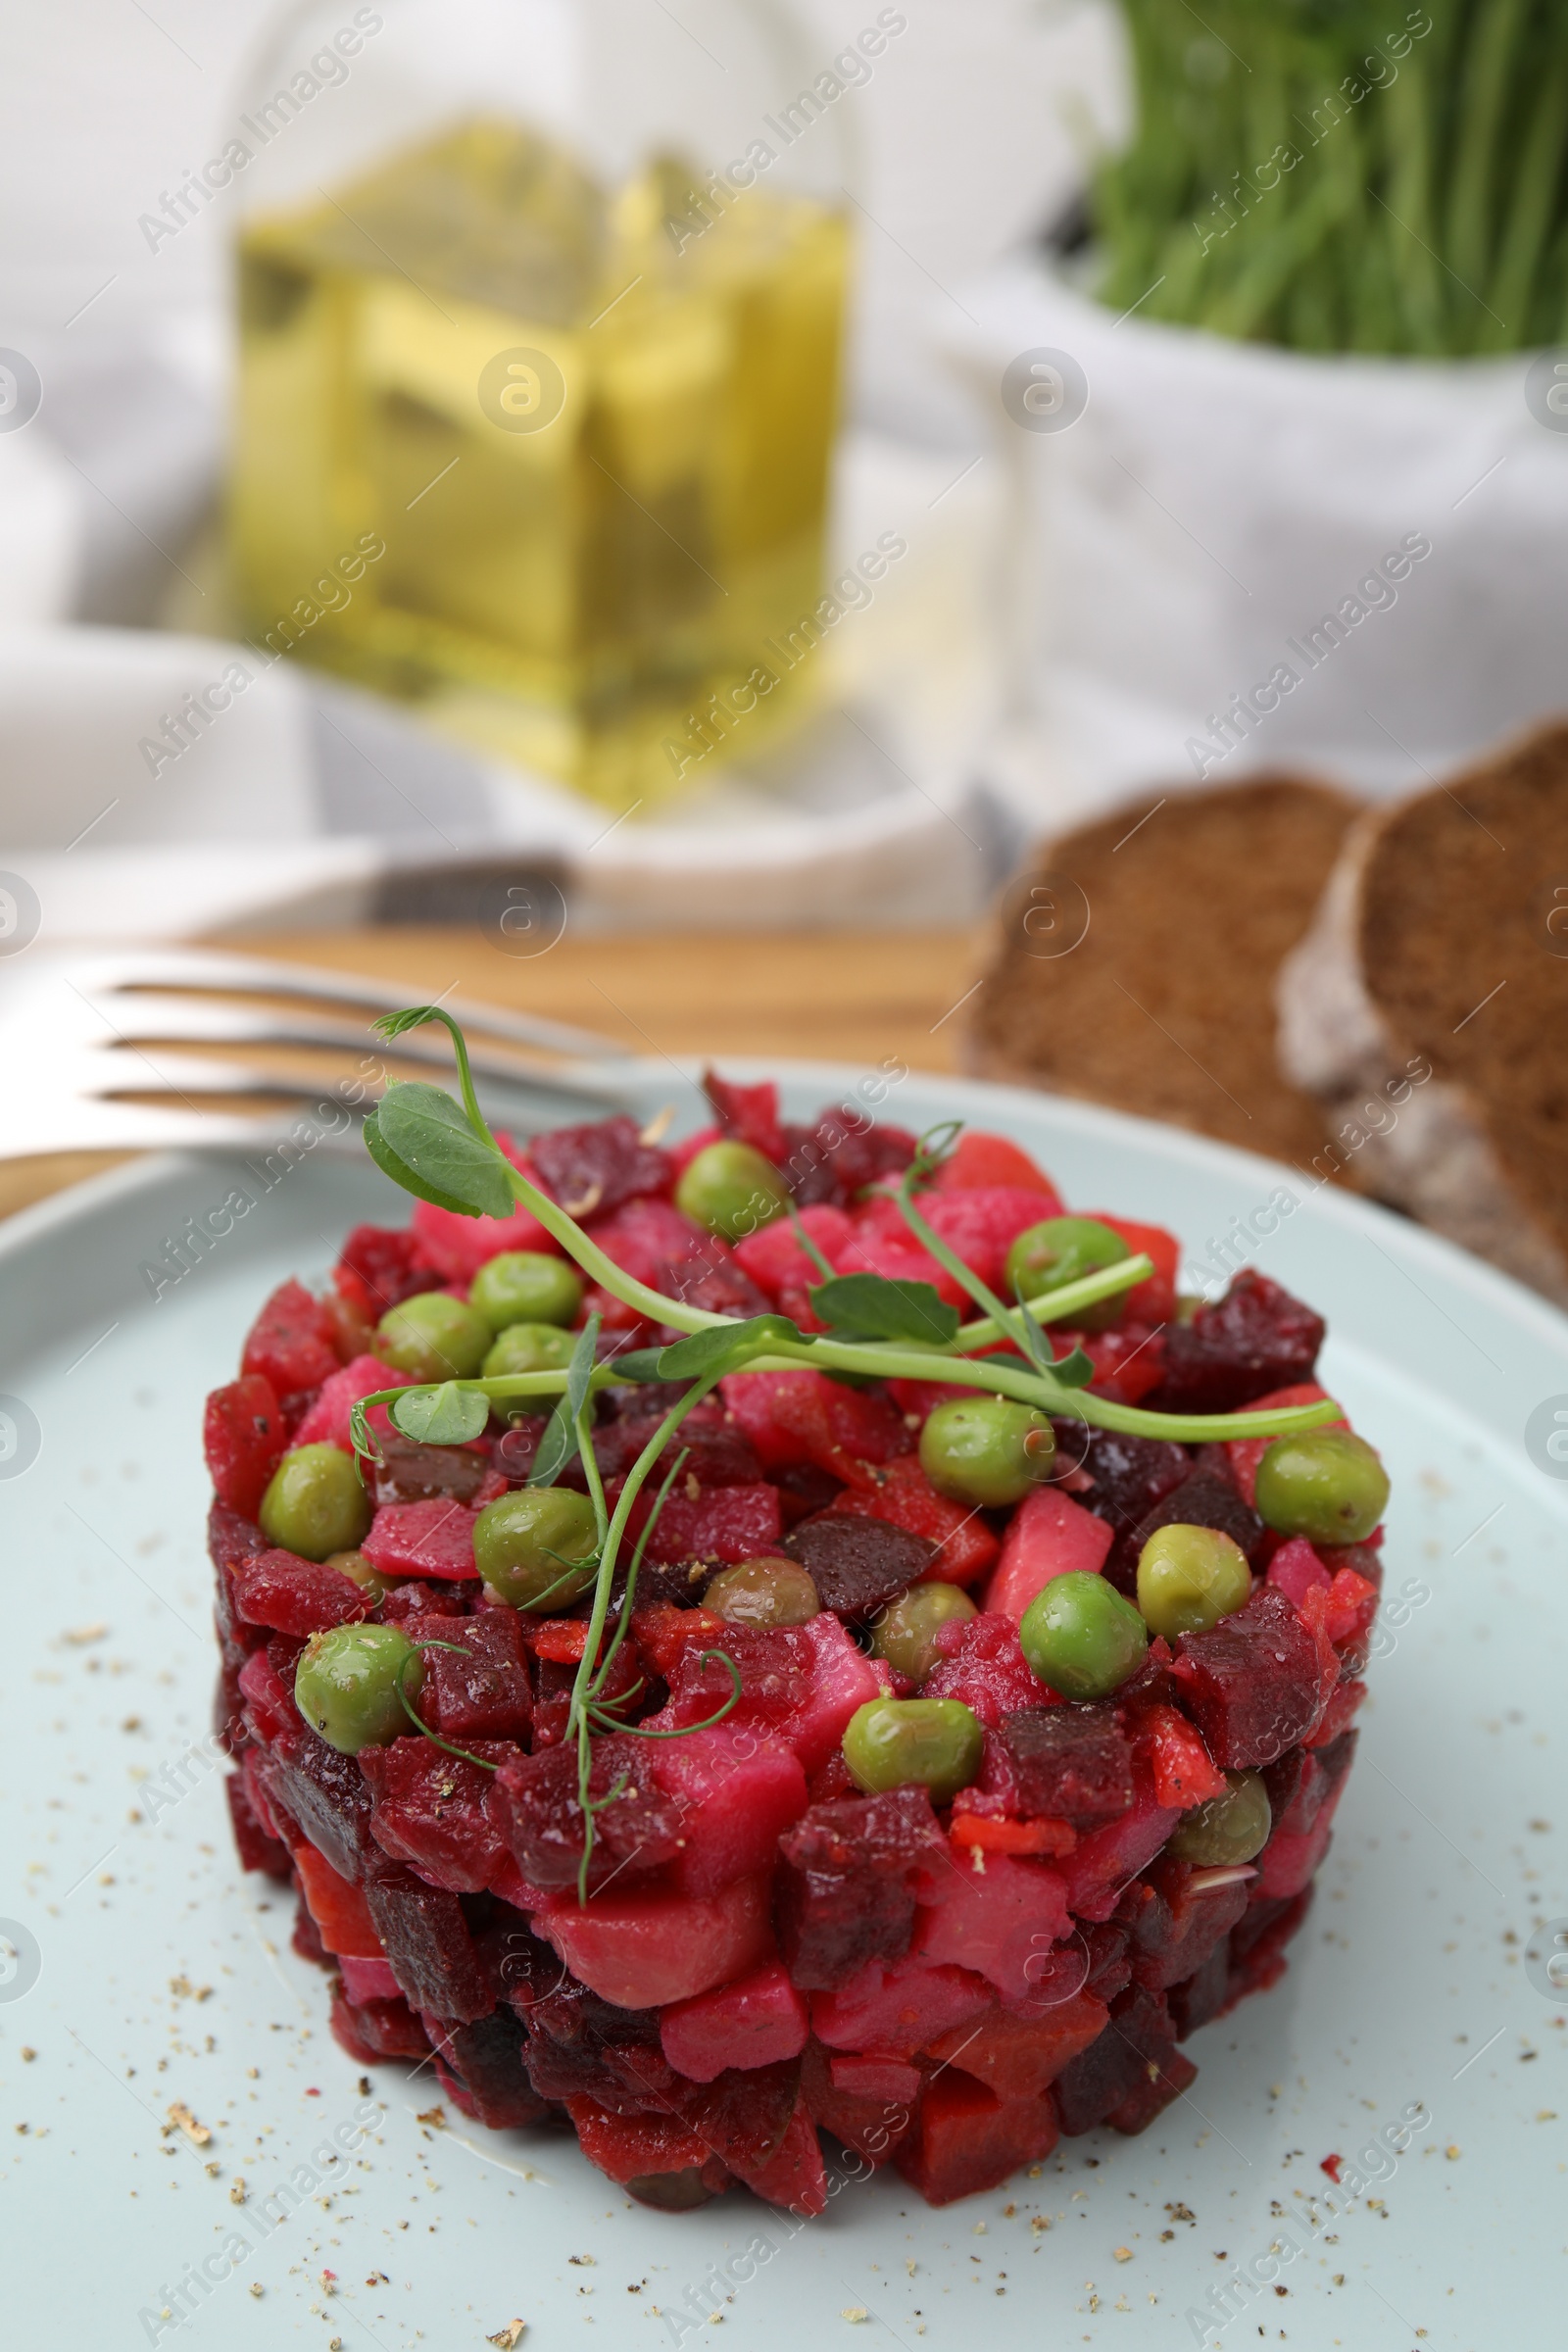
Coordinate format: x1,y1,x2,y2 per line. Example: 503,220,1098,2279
842,1696,984,1804
327,1549,389,1607
918,1396,1055,1507
869,1583,978,1684
704,1556,820,1627
469,1250,583,1335
1018,1570,1149,1699
1004,1216,1132,1330
674,1140,791,1243
1169,1770,1272,1867
473,1487,600,1611
1136,1524,1252,1642
1253,1431,1389,1546
294,1623,422,1754
375,1291,491,1382
259,1444,372,1562
481,1321,578,1380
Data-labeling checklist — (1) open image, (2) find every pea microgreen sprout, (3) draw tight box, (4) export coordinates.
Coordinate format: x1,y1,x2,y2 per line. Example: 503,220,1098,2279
349,1003,1352,1894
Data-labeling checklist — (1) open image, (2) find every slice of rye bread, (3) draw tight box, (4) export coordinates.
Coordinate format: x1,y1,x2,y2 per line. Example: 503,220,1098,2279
1278,720,1568,1305
965,775,1362,1172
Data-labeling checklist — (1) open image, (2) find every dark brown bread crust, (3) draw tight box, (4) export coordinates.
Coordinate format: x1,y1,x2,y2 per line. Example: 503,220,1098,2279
966,776,1361,1173
1279,722,1568,1302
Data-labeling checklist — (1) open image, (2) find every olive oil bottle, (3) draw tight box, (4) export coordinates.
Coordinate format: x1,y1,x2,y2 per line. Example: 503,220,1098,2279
231,119,848,811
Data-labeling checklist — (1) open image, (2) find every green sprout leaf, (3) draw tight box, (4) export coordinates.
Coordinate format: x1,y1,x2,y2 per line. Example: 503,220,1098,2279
598,1348,670,1384
655,1313,804,1382
375,1081,514,1220
363,1105,485,1217
390,1382,490,1446
808,1272,959,1348
530,1314,602,1487
1046,1345,1096,1390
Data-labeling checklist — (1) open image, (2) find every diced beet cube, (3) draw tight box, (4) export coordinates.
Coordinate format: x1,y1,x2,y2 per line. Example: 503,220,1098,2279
230,1547,368,1639
648,1727,808,1897
1122,1469,1264,1599
1168,1935,1232,2039
590,1399,762,1488
1104,2042,1198,2134
831,1219,967,1309
242,1278,339,1397
670,2057,802,2183
329,1985,431,2065
921,1186,1072,1295
238,1645,304,1748
209,1498,269,1571
784,1512,936,1616
489,1738,684,1892
1053,1984,1179,2134
895,2072,1059,2205
800,2035,915,2166
204,1374,288,1516
1253,1810,1336,1901
927,1130,1059,1200
361,1737,521,1892
337,1953,401,2003
1125,1856,1251,1992
623,1479,783,1567
914,1848,1071,2004
653,1250,773,1325
262,1725,379,1884
293,1842,385,1957
731,2095,827,2215
811,1951,993,2055
1227,1886,1314,2006
535,1874,774,2009
650,1613,883,1774
986,1487,1114,1621
827,1456,999,1586
334,1223,442,1319
924,1990,1106,2100
1267,1535,1333,1610
410,1161,555,1283
531,1114,674,1215
1148,1270,1324,1414
1068,1425,1193,1563
290,1888,324,1969
362,1874,494,2022
363,1498,479,1581
402,1610,531,1743
661,1959,809,2082
923,1612,1058,1730
829,2052,923,2103
564,2096,729,2206
291,1355,412,1453
734,1205,856,1305
431,2008,552,2130
781,1105,917,1207
1171,1586,1324,1768
719,1369,911,1481
1132,1701,1229,1808
1058,1793,1183,1923
379,1579,468,1625
224,1770,292,1880
703,1069,786,1164
996,1706,1135,1828
777,1788,949,1989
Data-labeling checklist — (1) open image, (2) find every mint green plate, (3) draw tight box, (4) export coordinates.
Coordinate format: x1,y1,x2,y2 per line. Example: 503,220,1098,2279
1,1064,1561,2350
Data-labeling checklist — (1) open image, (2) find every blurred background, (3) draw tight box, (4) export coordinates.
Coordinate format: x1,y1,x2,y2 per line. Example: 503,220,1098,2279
3,0,1567,1241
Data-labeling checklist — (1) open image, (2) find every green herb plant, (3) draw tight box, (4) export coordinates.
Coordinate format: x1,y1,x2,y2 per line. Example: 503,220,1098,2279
347,1006,1342,1898
1096,2,1568,355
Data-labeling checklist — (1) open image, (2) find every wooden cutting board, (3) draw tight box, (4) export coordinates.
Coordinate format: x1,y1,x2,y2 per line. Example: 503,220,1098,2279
0,927,981,1220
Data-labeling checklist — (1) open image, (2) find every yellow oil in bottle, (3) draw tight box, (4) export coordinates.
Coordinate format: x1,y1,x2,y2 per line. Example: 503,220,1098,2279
231,119,848,811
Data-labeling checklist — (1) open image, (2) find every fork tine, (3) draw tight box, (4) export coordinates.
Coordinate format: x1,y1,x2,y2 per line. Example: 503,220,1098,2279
94,993,628,1101
84,948,623,1060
